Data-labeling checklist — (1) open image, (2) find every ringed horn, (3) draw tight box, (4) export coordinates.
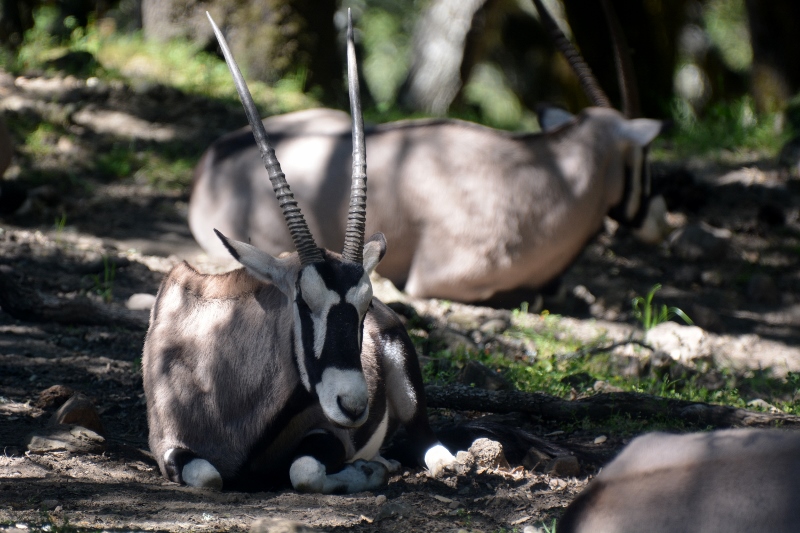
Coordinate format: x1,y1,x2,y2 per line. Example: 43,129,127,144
206,11,369,266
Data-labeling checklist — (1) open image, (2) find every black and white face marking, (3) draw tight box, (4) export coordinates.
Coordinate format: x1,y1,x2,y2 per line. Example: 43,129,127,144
293,259,373,428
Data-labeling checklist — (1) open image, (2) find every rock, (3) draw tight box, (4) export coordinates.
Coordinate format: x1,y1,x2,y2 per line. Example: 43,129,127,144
593,380,624,393
700,269,724,287
35,385,75,410
50,393,104,435
375,494,387,506
594,435,608,444
668,223,730,261
26,424,106,454
454,450,476,473
545,455,580,477
250,518,321,533
747,273,779,306
457,360,511,391
747,398,782,413
40,499,60,510
522,447,552,471
428,328,478,353
468,438,510,470
126,293,157,311
375,501,414,521
688,304,725,333
370,273,407,304
644,322,711,363
479,318,510,335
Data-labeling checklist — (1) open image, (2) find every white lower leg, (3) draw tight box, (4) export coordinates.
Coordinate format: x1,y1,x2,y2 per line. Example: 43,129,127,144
182,458,223,490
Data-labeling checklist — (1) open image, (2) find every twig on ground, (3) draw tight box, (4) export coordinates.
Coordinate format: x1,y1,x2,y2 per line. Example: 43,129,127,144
425,384,800,428
0,268,147,330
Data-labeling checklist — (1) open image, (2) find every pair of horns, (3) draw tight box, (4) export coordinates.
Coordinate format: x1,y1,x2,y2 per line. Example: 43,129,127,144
531,0,640,117
207,9,367,265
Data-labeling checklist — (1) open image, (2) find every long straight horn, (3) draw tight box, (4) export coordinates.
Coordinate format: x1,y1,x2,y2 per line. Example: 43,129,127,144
600,0,640,118
341,9,367,264
207,13,323,265
531,0,612,109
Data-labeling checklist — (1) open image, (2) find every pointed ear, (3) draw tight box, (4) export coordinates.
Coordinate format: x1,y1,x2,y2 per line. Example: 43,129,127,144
214,229,297,295
363,233,387,275
537,105,575,132
617,118,662,146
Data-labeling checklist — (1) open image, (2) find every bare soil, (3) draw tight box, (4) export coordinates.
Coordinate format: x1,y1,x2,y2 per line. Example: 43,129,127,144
1,69,799,532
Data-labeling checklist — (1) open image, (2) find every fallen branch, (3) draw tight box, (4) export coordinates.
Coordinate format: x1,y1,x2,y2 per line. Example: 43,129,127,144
0,268,147,330
425,384,800,429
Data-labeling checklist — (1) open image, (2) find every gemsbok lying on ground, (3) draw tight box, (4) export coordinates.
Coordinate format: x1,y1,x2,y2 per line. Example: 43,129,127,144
558,428,800,533
188,1,668,303
142,12,457,493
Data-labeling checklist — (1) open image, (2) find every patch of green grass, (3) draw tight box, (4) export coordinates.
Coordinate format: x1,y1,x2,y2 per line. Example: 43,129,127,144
657,96,789,160
423,307,800,423
631,284,693,331
539,518,558,533
134,150,196,189
90,255,116,303
24,123,62,158
96,144,137,179
5,6,317,116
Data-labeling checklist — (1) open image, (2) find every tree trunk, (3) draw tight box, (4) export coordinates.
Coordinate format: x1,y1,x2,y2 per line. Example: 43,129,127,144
563,0,686,118
142,0,344,105
745,0,800,113
397,0,489,115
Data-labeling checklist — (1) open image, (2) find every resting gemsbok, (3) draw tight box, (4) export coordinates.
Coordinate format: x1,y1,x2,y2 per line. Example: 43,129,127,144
187,0,668,304
142,11,457,493
558,428,800,533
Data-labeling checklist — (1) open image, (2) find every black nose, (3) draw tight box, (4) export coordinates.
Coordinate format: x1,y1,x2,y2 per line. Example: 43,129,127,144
337,395,367,421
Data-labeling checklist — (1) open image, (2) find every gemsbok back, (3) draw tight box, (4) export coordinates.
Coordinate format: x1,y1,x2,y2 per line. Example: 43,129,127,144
558,428,800,533
188,1,669,303
142,12,457,493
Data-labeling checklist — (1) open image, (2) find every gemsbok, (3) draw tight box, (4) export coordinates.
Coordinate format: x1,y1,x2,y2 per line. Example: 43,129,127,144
188,1,668,303
142,12,457,493
558,428,800,533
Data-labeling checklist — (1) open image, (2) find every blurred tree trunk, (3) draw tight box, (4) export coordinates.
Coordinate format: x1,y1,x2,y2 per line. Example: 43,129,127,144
142,0,344,105
0,0,34,49
563,0,687,118
745,0,800,113
397,0,489,115
473,0,592,114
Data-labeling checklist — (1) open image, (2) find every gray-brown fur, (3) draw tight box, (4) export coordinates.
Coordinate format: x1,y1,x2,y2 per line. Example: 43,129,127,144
559,428,800,533
143,262,301,481
190,106,662,302
143,256,441,490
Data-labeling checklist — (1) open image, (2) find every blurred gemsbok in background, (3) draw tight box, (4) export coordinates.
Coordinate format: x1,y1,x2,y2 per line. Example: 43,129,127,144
142,11,458,493
188,1,668,303
558,428,800,533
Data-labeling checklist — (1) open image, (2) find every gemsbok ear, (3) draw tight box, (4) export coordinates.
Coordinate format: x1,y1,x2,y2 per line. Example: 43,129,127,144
536,105,575,132
616,118,662,146
363,233,386,275
214,229,297,295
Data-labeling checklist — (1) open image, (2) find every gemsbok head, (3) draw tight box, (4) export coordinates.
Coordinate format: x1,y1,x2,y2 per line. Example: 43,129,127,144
142,11,457,493
186,1,669,304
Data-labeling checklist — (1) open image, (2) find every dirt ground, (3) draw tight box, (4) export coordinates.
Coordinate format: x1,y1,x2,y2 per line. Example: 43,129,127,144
1,69,799,532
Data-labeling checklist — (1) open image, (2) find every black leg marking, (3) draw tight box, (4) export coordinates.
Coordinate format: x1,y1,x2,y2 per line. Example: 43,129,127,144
293,431,347,474
164,447,198,484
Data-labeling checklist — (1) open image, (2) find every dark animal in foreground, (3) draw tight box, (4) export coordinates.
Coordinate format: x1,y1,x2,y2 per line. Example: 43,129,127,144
142,12,458,493
559,428,800,533
188,3,668,303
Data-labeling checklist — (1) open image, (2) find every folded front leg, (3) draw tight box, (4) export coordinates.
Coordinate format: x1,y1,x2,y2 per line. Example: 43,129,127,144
290,456,389,494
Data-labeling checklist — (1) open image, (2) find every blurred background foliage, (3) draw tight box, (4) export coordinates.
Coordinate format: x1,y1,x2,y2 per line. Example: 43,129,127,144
1,0,799,159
